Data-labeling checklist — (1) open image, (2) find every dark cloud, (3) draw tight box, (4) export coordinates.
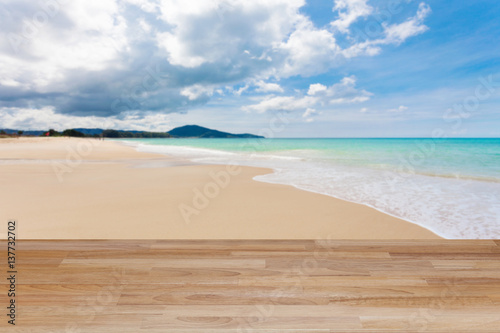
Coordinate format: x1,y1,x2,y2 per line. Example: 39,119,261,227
0,0,277,117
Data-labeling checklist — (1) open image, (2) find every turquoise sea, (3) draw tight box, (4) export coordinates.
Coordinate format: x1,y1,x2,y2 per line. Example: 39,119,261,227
121,138,500,239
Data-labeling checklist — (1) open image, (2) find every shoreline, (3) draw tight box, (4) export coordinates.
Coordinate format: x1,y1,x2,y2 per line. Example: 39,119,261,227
0,137,442,239
121,138,447,239
253,175,448,239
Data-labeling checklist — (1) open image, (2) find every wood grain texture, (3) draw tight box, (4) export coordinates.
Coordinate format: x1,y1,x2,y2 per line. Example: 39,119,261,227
1,240,499,332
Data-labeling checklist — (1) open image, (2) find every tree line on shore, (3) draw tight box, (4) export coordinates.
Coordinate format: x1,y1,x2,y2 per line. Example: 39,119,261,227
0,129,171,138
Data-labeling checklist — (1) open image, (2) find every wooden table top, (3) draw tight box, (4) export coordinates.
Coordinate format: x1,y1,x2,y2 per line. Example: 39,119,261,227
1,239,499,332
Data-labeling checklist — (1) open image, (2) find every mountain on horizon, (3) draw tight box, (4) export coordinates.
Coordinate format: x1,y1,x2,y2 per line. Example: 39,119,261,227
167,125,264,138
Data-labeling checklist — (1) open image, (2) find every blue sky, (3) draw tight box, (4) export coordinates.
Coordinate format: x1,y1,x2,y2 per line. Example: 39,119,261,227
1,0,499,137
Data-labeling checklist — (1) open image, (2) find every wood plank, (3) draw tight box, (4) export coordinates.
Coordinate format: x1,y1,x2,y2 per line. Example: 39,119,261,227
60,258,267,269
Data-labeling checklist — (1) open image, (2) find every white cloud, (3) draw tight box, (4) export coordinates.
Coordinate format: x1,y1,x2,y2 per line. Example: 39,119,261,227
0,107,175,132
156,0,305,69
330,0,373,33
157,31,206,68
254,80,284,93
307,83,327,95
311,76,372,104
303,108,318,118
278,19,341,77
232,85,250,96
1,0,129,94
180,84,214,100
388,105,409,112
243,95,315,113
138,18,152,33
243,76,371,113
123,0,160,13
382,3,431,45
341,2,431,58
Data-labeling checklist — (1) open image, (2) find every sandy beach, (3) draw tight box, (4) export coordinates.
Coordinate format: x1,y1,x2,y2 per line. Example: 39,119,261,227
0,137,440,239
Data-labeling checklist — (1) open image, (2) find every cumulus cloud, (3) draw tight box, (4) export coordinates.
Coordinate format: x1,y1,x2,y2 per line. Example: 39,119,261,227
278,18,342,77
308,83,328,95
0,0,431,127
